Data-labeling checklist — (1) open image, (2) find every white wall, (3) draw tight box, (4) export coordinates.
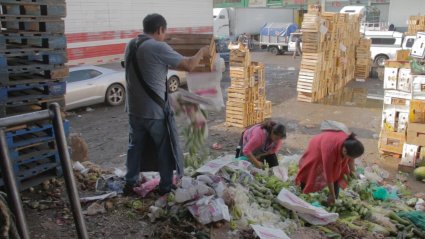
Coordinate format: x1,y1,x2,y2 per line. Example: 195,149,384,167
388,0,425,29
65,0,213,33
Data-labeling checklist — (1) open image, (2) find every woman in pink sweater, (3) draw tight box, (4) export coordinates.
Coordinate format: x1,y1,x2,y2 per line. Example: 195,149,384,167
236,121,286,168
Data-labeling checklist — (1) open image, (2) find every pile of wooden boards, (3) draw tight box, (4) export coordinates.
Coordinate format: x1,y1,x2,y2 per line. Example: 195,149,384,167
165,34,216,72
379,56,425,172
0,0,69,190
297,6,372,103
406,16,425,36
225,43,272,128
355,39,372,80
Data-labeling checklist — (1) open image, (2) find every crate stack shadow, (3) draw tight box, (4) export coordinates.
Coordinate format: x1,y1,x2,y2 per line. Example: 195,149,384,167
379,28,425,172
225,43,272,128
0,0,69,190
296,5,372,103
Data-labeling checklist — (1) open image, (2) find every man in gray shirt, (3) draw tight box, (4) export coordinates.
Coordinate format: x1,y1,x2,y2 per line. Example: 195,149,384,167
124,14,209,196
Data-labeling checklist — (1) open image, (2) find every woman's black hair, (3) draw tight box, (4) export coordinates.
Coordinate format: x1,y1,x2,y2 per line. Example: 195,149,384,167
143,14,167,34
261,121,286,139
343,133,364,158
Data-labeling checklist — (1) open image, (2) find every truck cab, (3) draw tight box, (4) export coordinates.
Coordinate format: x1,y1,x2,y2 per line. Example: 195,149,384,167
213,8,230,38
364,31,415,66
288,32,302,52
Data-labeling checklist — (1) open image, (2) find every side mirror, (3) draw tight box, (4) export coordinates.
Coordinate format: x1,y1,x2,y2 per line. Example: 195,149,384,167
121,60,125,68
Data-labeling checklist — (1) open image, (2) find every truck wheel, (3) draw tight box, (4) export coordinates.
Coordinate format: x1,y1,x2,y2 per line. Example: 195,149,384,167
269,47,279,55
374,55,389,67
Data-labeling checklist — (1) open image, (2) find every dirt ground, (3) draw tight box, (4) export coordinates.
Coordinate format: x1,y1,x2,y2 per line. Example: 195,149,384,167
23,51,425,238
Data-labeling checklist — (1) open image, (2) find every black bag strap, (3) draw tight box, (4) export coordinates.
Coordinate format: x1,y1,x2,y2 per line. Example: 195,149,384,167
127,36,165,109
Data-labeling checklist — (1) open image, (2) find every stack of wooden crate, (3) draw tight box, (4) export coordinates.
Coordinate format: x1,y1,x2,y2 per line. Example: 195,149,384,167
355,39,372,80
406,15,425,36
0,0,69,190
297,6,367,103
166,34,217,72
226,43,271,128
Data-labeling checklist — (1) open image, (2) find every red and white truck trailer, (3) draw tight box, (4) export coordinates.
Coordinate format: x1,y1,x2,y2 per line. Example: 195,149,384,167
65,0,213,65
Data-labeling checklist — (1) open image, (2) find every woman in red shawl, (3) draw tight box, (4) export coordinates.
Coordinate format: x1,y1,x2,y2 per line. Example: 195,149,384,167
295,131,364,205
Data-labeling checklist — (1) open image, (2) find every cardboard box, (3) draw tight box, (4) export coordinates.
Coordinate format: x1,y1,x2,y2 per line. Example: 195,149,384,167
382,108,396,131
400,143,418,166
398,112,409,132
384,67,398,90
409,100,425,123
397,68,412,93
413,76,425,101
407,123,425,146
411,32,425,58
384,90,412,101
418,147,425,167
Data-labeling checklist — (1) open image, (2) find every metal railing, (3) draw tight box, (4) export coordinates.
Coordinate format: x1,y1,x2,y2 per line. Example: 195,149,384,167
0,103,88,239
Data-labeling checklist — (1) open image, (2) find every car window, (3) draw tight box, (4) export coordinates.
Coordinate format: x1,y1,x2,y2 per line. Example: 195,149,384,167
66,69,102,83
405,38,415,48
370,38,396,45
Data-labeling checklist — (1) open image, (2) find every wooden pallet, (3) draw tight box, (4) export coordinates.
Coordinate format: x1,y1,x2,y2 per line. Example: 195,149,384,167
0,15,64,33
0,1,66,18
165,34,216,72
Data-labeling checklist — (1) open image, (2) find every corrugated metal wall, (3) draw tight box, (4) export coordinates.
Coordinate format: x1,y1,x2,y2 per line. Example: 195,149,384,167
64,0,213,65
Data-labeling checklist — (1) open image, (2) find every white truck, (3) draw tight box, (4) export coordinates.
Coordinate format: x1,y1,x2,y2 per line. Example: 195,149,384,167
213,7,294,39
364,31,416,66
65,0,213,66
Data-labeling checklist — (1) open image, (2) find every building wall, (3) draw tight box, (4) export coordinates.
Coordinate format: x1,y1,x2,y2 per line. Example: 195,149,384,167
388,0,425,30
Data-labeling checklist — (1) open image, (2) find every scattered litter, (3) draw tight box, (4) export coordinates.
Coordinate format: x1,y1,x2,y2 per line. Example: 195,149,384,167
80,192,117,203
251,224,291,239
86,107,95,112
83,202,106,216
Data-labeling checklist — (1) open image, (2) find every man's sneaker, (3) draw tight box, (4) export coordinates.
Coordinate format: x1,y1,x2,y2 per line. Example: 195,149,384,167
123,183,137,196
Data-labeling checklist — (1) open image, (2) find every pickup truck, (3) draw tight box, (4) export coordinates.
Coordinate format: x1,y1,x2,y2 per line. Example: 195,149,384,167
364,31,416,66
259,22,298,55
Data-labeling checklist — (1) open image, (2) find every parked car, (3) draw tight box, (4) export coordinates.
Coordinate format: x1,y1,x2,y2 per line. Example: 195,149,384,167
167,70,187,92
65,65,126,110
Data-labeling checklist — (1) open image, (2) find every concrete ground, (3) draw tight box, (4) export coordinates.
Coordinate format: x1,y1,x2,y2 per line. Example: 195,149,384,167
67,51,424,193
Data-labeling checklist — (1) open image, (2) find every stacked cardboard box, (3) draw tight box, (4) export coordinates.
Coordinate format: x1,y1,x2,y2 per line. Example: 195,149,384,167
379,43,425,171
296,6,369,102
406,16,425,36
225,43,271,128
0,0,69,190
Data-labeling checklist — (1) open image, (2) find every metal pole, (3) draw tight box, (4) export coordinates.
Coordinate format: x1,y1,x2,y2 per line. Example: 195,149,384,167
0,110,51,128
0,129,30,239
49,103,89,239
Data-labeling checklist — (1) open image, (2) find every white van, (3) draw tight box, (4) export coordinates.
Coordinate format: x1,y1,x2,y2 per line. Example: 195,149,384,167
364,31,416,66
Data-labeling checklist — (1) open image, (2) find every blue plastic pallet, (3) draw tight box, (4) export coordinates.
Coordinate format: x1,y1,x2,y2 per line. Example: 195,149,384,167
0,81,66,104
0,66,68,86
5,120,69,149
0,33,67,51
0,96,65,117
1,2,66,18
0,51,67,66
0,16,65,34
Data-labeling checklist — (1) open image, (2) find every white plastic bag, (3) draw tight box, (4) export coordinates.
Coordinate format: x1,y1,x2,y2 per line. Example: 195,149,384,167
186,55,224,111
276,188,338,225
251,225,291,239
174,177,215,203
187,196,230,225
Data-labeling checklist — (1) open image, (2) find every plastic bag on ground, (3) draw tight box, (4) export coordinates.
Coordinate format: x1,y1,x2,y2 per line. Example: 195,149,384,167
276,188,338,225
174,177,215,203
398,211,425,230
196,155,234,175
251,225,291,239
186,55,224,111
133,176,177,198
187,196,230,225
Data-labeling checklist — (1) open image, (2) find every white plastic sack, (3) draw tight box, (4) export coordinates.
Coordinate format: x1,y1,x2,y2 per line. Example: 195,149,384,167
251,225,291,239
187,196,230,225
196,155,234,175
277,188,338,225
186,55,224,111
174,177,215,203
273,166,289,182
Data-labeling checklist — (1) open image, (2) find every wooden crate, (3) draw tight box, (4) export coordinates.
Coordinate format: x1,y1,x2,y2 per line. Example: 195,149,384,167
165,34,216,72
409,100,425,123
264,100,272,119
379,130,406,155
396,50,411,61
227,87,254,103
249,62,265,88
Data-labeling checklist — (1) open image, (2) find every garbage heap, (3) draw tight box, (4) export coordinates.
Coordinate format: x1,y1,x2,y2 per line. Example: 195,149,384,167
226,43,272,128
0,0,69,190
297,5,372,103
379,31,425,173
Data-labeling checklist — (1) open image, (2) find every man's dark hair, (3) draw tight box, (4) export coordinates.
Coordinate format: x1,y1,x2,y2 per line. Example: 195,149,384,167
343,133,364,158
143,14,167,34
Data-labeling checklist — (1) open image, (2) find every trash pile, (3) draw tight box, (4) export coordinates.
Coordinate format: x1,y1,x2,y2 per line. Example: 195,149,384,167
130,154,425,239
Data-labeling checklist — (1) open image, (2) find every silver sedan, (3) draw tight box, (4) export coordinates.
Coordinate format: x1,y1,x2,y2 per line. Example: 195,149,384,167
65,65,126,110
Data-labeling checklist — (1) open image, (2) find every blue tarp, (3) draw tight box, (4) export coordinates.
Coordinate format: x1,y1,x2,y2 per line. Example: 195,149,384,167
260,23,298,37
